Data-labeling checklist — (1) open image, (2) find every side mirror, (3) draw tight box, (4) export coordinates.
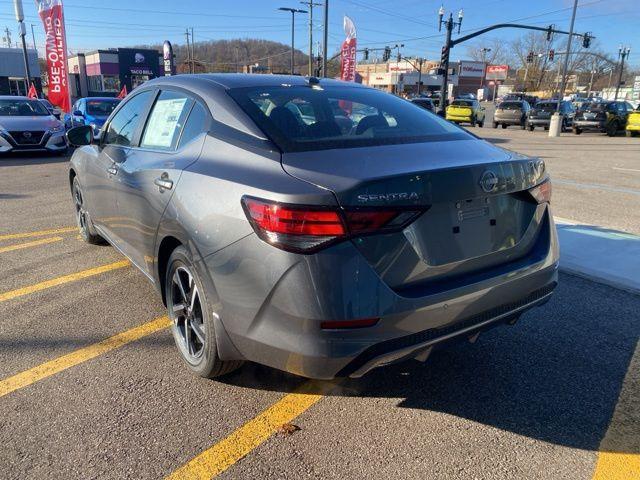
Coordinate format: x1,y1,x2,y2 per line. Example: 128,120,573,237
66,125,94,147
73,110,84,117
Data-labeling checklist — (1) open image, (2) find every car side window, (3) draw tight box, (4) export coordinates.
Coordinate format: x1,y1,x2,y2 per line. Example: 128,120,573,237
79,100,86,114
103,91,154,147
178,101,209,149
140,90,194,151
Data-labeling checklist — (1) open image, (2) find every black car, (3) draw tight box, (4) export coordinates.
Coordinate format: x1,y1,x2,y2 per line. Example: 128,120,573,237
410,97,435,113
527,100,575,132
573,101,629,136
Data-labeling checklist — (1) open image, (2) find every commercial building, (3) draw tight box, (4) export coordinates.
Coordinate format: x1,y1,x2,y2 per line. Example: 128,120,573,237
68,48,163,100
0,47,41,96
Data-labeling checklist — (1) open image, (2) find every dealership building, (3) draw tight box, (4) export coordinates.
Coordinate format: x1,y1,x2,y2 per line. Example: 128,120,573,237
0,47,41,96
68,48,163,100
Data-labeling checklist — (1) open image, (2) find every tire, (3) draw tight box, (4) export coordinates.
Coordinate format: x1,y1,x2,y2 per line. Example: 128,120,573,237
166,246,244,379
529,124,535,131
478,119,484,128
627,130,638,137
607,122,618,137
493,121,498,129
72,177,104,245
573,127,582,135
501,123,508,129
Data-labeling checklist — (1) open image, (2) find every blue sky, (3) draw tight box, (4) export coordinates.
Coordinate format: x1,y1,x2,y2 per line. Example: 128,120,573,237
0,0,637,66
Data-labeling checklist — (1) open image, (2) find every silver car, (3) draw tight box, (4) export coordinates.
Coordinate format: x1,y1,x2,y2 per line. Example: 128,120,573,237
66,74,558,380
0,96,67,154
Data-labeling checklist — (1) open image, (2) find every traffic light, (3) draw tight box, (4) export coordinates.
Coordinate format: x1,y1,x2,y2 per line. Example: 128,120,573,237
526,51,534,63
548,49,554,61
440,45,449,65
363,48,369,61
582,32,591,48
546,24,554,42
382,46,391,62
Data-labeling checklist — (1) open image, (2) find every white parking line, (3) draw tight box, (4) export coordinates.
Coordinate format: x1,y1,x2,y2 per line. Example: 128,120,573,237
612,167,640,173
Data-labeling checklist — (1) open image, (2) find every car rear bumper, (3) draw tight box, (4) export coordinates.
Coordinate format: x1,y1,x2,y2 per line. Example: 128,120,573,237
446,114,473,123
203,206,560,379
528,118,551,126
0,131,67,153
626,123,640,132
494,117,522,125
574,120,606,131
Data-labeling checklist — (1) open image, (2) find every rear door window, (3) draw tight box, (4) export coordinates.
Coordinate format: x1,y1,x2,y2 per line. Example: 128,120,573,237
500,102,522,110
178,101,209,149
140,90,194,151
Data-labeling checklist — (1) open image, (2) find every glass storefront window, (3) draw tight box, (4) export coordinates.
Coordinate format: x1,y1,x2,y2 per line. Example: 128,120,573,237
103,76,120,92
87,75,103,92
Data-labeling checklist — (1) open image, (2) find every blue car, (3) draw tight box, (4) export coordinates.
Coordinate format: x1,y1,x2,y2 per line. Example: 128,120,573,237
65,97,121,133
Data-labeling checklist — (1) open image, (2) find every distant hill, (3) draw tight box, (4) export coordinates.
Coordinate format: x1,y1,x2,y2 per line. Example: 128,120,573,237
134,38,313,74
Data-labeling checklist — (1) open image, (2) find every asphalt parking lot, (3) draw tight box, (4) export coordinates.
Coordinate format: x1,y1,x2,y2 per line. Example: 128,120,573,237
0,128,639,479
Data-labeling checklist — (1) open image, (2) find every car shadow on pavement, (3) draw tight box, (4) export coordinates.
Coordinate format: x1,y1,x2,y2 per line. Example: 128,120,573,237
223,272,640,455
0,152,70,167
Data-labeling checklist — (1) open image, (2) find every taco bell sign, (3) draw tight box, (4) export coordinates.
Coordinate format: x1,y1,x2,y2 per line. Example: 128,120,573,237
163,40,175,76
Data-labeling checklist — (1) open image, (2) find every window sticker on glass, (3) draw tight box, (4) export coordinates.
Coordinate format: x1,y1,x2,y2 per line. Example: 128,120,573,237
142,97,189,149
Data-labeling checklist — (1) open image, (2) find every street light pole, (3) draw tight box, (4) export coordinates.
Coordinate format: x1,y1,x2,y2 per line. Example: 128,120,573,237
279,7,307,75
555,0,578,112
614,46,630,101
437,6,463,115
13,0,31,95
301,1,322,76
322,0,329,77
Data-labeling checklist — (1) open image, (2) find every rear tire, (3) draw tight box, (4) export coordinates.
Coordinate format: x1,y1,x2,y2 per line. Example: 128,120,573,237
573,127,582,135
607,121,618,137
627,130,638,137
529,124,535,131
501,123,508,129
72,177,105,245
493,121,498,129
166,246,244,379
477,119,484,128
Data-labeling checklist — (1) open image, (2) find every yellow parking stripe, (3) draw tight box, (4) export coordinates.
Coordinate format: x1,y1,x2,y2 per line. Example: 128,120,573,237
0,226,76,241
592,340,640,480
166,380,336,480
0,236,63,254
0,260,130,303
0,316,170,398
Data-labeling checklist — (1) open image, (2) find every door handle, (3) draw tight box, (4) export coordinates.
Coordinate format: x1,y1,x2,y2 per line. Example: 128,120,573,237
154,174,173,191
107,165,118,175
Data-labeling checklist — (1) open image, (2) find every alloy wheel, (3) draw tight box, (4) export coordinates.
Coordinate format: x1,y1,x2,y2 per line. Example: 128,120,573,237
73,183,88,234
170,266,206,362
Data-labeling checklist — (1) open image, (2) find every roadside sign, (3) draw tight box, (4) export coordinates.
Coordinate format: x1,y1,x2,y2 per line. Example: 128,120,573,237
486,65,508,81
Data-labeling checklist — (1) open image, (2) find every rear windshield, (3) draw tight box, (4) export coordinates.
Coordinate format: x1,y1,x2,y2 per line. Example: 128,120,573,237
582,103,606,111
0,99,50,116
536,102,557,111
86,99,120,116
500,102,523,109
228,85,468,152
452,100,473,107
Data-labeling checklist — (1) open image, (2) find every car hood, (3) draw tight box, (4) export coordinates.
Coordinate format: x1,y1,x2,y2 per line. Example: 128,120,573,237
0,115,61,131
87,115,109,126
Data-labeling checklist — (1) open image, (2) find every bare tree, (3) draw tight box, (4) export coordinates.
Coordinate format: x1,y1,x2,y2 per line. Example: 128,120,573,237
511,31,558,91
465,38,513,65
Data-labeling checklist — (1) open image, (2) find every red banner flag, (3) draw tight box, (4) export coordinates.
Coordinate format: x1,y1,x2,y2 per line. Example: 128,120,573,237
117,85,128,99
340,16,357,83
35,0,71,113
27,83,38,99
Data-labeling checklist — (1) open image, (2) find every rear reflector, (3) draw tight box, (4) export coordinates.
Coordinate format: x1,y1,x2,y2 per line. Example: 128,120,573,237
242,196,423,253
528,178,552,204
320,318,379,329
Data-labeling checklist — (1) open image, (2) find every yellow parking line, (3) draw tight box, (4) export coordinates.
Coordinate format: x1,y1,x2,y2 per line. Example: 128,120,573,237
0,260,130,303
592,340,640,480
0,316,170,398
166,380,336,480
0,236,63,254
0,226,76,241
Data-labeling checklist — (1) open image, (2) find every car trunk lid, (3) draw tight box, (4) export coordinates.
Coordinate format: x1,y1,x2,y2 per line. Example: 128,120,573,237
281,139,547,292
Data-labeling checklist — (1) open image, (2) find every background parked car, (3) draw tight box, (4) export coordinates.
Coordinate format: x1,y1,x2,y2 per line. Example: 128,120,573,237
38,99,62,120
573,101,629,136
410,97,435,113
626,105,640,137
65,97,121,134
0,96,67,154
446,98,485,127
527,100,575,132
493,100,531,129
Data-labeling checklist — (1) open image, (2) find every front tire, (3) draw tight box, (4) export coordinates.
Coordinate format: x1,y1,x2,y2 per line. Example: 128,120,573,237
166,246,243,379
72,177,104,244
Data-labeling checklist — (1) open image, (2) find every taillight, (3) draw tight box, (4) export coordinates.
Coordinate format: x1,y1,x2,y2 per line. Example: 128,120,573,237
242,196,423,253
528,178,552,204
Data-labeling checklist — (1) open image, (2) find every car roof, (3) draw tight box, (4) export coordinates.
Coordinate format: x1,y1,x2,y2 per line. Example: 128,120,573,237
145,73,367,90
83,97,121,101
0,95,33,100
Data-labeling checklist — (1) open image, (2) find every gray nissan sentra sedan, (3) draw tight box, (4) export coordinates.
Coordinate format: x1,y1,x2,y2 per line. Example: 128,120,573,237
66,74,559,380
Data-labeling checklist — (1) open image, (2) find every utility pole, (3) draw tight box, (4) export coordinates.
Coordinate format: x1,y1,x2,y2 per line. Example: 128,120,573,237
437,6,463,114
301,1,322,76
184,29,191,74
614,46,631,101
190,27,195,73
279,7,307,75
13,0,31,94
2,27,11,48
322,0,328,77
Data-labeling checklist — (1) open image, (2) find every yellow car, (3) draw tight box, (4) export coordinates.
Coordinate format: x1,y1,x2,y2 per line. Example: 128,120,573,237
446,99,485,127
626,107,640,137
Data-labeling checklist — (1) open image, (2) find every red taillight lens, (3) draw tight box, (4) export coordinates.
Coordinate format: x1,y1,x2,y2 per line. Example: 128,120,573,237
242,196,423,253
528,178,552,204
